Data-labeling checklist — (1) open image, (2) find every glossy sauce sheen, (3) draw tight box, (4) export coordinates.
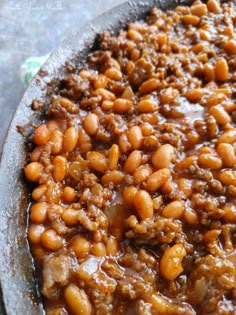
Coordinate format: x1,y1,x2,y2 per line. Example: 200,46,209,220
25,1,236,314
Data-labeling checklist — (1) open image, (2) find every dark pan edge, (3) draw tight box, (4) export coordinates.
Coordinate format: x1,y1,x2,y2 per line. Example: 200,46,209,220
0,0,194,314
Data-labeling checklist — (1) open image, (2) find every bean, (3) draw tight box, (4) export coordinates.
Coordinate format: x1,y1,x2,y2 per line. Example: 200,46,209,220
182,15,200,25
93,74,108,89
30,202,48,224
83,113,98,136
146,168,171,192
87,151,108,173
204,229,221,243
63,127,78,152
122,186,138,207
108,144,120,170
126,60,135,74
178,178,192,197
30,146,43,162
224,39,236,55
204,63,215,81
160,87,179,104
128,126,143,149
50,129,63,155
152,144,174,170
141,123,153,136
101,170,124,185
96,88,116,101
77,129,92,153
63,187,76,203
184,208,199,225
190,3,207,16
105,68,122,81
218,170,236,186
24,162,42,182
223,205,236,223
101,100,114,111
62,209,79,225
28,224,45,244
207,93,225,107
209,106,231,124
175,156,197,170
92,242,106,257
139,78,160,94
148,293,169,314
123,150,142,174
118,133,131,154
216,143,236,167
41,229,63,251
215,58,228,82
106,237,119,256
64,285,92,315
134,190,153,220
160,244,187,281
162,201,185,219
207,0,222,14
185,88,204,102
218,130,236,144
113,98,133,114
34,125,50,146
198,154,222,170
223,26,234,39
133,165,153,184
137,99,159,113
127,29,143,41
52,156,67,182
58,97,74,111
70,236,90,258
32,184,47,201
157,33,167,46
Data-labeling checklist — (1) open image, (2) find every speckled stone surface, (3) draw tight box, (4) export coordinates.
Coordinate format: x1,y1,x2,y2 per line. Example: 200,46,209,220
0,0,125,158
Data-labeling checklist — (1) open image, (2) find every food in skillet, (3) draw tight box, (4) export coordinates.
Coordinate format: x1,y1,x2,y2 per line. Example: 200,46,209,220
25,0,236,314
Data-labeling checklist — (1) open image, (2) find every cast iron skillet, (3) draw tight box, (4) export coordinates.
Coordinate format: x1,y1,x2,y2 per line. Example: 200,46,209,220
0,0,195,313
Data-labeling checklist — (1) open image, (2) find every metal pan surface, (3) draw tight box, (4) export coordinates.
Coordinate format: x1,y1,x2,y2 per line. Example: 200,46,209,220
0,0,194,314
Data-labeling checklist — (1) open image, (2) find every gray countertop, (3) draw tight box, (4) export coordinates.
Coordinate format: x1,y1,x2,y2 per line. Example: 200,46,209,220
0,0,125,159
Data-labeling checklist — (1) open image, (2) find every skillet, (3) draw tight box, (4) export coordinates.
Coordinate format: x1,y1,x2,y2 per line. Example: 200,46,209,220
0,0,200,313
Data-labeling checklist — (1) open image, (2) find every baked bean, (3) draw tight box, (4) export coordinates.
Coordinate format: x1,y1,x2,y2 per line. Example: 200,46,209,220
218,130,236,144
160,87,179,104
137,99,159,113
24,162,42,182
87,151,108,173
118,133,131,153
62,209,79,225
101,100,114,111
182,15,200,25
133,165,153,184
184,208,199,225
64,285,92,315
126,60,135,74
96,88,116,101
190,3,207,16
162,201,185,219
122,186,138,207
215,58,228,82
108,144,120,170
139,78,160,94
134,190,153,220
92,242,106,257
160,244,187,281
146,168,171,192
30,146,43,162
63,187,76,203
77,129,92,153
28,224,45,244
178,178,192,197
218,170,236,186
106,237,119,256
128,126,143,149
127,29,143,41
207,93,225,107
94,74,108,89
141,123,153,136
83,113,99,136
175,156,197,170
223,205,236,223
70,236,90,258
204,63,215,81
58,97,74,111
152,144,175,170
52,156,67,182
63,127,78,152
34,125,50,146
207,0,222,14
198,154,222,169
50,129,63,155
223,26,234,39
113,98,133,114
105,68,123,81
41,229,63,251
148,293,169,314
101,170,124,185
216,143,236,167
224,39,236,55
185,88,204,102
209,105,231,124
30,202,48,224
204,229,221,243
32,184,47,201
123,150,142,174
